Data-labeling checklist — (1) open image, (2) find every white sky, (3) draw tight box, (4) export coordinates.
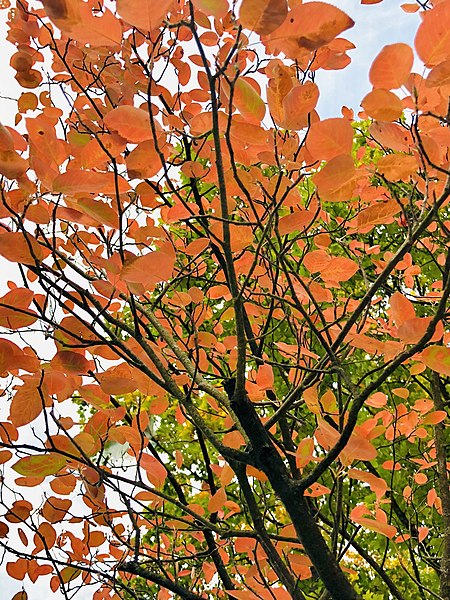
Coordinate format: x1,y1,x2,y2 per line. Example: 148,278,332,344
0,0,421,598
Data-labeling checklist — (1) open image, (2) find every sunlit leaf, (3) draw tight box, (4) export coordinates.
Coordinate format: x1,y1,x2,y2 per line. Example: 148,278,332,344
421,345,450,376
415,0,450,67
12,454,67,477
369,43,413,89
268,2,354,52
116,0,174,32
239,0,288,35
103,106,155,143
361,89,403,122
307,118,354,161
53,170,131,195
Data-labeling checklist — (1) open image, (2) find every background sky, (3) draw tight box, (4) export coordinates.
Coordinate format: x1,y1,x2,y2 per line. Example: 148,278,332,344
0,1,422,598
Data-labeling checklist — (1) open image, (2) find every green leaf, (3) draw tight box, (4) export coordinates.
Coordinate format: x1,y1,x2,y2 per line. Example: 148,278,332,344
12,454,67,477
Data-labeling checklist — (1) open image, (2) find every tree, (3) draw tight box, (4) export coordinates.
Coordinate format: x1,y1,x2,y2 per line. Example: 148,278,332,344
0,0,450,598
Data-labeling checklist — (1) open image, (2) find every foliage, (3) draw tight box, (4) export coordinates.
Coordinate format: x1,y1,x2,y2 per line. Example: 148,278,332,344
0,1,448,599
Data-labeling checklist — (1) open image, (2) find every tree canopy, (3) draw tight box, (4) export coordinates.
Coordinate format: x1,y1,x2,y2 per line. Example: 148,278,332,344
0,0,449,599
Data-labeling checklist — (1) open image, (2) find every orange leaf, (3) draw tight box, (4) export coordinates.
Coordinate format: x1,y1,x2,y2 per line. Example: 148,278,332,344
42,497,72,523
390,291,416,326
313,154,356,202
356,200,401,232
53,170,131,195
320,256,359,283
398,317,443,345
296,437,315,468
239,0,288,35
6,558,28,580
121,248,175,289
361,89,403,122
0,232,45,264
255,364,274,390
0,149,28,179
98,363,138,395
426,60,450,87
125,140,161,179
269,2,354,52
116,0,174,32
104,106,155,143
10,379,47,427
51,350,91,374
415,0,450,67
0,287,38,329
208,486,227,513
315,419,377,463
307,118,354,161
77,198,119,229
278,210,315,236
369,43,413,90
67,7,121,48
42,1,122,48
281,82,319,130
377,153,417,180
140,454,167,488
421,410,447,425
350,506,397,538
418,526,430,542
369,121,412,152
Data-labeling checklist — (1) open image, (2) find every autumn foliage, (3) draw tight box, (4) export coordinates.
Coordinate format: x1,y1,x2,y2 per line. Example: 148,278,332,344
0,0,450,599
